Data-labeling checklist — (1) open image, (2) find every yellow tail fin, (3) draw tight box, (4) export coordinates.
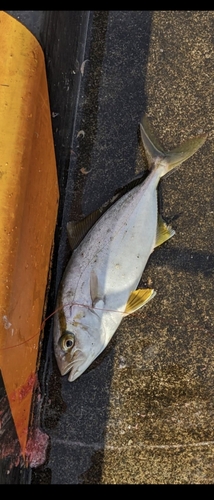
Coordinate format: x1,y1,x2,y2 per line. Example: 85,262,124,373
140,114,207,176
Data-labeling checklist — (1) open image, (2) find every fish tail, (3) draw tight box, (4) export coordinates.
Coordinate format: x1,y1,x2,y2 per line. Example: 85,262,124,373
140,115,207,177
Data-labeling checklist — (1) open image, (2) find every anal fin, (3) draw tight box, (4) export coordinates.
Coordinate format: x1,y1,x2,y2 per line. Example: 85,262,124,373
125,288,156,315
155,215,175,248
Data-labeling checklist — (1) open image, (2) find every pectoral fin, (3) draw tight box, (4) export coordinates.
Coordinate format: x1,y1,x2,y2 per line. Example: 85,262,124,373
125,288,156,315
155,215,175,248
90,270,105,308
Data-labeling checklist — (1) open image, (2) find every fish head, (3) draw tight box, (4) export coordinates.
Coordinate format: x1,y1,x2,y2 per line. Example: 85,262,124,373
53,307,105,382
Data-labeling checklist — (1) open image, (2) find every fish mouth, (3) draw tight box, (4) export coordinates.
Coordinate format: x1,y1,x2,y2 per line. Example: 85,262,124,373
56,347,86,380
67,354,96,382
54,334,106,382
55,345,93,382
67,345,106,382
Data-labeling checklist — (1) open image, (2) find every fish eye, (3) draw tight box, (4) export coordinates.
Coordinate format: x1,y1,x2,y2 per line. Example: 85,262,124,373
58,331,75,352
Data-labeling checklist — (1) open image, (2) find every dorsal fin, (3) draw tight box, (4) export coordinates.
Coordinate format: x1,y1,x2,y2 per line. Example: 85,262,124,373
67,210,102,250
67,176,147,251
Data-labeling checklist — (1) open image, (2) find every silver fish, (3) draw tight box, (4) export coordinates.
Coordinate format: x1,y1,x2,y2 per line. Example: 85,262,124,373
54,116,207,382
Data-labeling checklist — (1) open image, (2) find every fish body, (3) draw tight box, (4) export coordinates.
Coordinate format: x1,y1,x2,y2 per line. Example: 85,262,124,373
54,117,207,382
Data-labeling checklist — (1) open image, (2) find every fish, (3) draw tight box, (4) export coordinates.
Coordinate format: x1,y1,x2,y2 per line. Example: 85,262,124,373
53,115,207,382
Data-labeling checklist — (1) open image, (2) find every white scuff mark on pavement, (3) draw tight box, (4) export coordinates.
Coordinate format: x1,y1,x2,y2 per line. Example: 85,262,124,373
80,59,89,76
53,438,214,451
77,130,85,139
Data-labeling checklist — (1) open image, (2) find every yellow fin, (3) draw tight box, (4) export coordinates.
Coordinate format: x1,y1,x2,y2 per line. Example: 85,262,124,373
140,115,165,169
155,215,175,248
125,288,156,315
140,114,207,176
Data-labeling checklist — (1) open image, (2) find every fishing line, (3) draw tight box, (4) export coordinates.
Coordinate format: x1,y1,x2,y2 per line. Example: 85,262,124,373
0,301,129,351
0,300,211,351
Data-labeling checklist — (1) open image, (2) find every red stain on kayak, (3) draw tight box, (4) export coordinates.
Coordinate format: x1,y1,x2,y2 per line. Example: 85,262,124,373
25,427,49,468
10,373,37,403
